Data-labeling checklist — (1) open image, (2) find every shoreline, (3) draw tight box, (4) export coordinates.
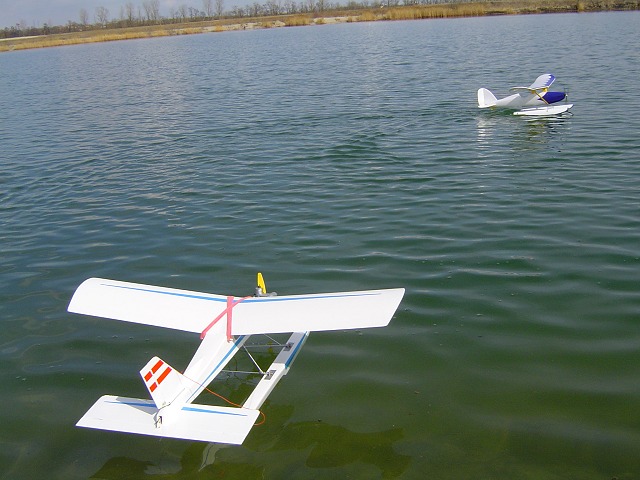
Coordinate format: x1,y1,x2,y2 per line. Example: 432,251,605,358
2,1,639,53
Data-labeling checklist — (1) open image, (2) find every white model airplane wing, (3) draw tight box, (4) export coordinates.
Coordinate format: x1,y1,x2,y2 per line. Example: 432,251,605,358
68,278,405,335
511,73,555,92
231,289,405,335
68,278,230,333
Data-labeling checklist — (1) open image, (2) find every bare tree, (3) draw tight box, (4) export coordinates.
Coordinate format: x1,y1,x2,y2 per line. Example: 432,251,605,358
124,2,136,24
283,0,298,13
177,4,189,20
248,2,262,15
95,6,109,26
143,0,161,22
203,0,213,17
215,0,225,18
151,0,161,21
79,8,89,26
16,19,28,34
264,0,282,14
230,5,245,17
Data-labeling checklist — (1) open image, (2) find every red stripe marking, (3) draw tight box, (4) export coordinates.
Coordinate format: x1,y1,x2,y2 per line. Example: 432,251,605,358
157,366,171,385
150,382,157,392
144,371,153,382
151,359,164,373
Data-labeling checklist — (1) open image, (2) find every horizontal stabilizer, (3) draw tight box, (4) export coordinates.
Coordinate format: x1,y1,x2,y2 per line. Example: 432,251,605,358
68,278,404,335
76,395,260,444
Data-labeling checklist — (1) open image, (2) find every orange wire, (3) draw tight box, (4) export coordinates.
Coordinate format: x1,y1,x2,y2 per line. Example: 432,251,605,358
182,371,266,426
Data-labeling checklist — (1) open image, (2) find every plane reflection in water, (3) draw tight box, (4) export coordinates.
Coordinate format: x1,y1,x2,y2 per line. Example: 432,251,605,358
90,406,410,479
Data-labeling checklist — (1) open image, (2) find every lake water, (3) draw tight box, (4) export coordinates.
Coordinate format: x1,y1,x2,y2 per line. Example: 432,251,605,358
1,11,640,479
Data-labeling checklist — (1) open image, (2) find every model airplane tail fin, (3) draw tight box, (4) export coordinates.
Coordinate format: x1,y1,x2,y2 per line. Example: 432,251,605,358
477,88,497,108
140,357,186,409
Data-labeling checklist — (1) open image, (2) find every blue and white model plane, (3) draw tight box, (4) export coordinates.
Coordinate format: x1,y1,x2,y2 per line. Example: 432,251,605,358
477,73,573,116
68,274,404,444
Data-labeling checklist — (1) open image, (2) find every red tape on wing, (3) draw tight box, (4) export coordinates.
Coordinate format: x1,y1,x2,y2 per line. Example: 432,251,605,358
200,296,250,341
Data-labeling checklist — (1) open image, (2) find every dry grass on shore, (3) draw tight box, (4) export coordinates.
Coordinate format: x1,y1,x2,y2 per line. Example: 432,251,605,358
282,15,314,26
1,0,638,52
360,2,490,21
0,26,208,51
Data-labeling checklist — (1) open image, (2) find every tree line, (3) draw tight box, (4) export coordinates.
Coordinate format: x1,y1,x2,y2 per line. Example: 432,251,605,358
2,0,452,38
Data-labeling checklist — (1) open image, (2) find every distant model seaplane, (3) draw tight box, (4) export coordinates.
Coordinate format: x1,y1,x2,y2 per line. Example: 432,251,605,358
477,73,573,116
68,274,405,444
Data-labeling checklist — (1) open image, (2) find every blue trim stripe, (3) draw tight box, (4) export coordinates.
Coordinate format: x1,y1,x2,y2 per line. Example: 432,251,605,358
100,282,380,304
186,334,246,404
181,406,249,417
239,292,379,303
106,398,248,417
107,399,154,408
285,337,306,368
100,282,227,303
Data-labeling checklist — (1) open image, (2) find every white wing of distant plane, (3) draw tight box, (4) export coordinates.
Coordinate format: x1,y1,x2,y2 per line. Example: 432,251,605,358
511,73,555,92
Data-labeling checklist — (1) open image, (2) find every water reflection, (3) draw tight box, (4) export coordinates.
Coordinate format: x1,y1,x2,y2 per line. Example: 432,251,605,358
476,110,574,154
271,421,409,476
91,444,264,478
514,114,574,153
90,405,409,479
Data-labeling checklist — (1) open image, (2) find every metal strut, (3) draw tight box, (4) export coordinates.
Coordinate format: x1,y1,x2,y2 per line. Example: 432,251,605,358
242,345,266,375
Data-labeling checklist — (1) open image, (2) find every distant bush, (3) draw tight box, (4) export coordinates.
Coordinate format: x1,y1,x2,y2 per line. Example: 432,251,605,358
283,15,312,26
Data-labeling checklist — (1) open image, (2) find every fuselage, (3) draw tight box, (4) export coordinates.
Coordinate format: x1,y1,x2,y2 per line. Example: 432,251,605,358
495,91,566,108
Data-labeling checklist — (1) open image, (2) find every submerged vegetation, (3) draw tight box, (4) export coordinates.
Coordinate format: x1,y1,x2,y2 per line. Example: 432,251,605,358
1,0,638,52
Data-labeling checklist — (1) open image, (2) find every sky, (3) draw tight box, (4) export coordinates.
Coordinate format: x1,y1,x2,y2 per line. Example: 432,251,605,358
1,0,250,29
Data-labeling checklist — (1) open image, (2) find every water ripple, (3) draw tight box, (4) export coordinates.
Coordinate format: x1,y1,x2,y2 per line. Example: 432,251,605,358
2,12,640,480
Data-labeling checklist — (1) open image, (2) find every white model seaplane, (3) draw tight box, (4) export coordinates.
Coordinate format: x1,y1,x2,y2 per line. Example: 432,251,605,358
477,73,573,116
68,274,404,444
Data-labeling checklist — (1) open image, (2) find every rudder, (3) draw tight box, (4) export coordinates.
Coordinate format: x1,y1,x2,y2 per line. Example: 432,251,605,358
140,356,186,409
477,88,497,108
